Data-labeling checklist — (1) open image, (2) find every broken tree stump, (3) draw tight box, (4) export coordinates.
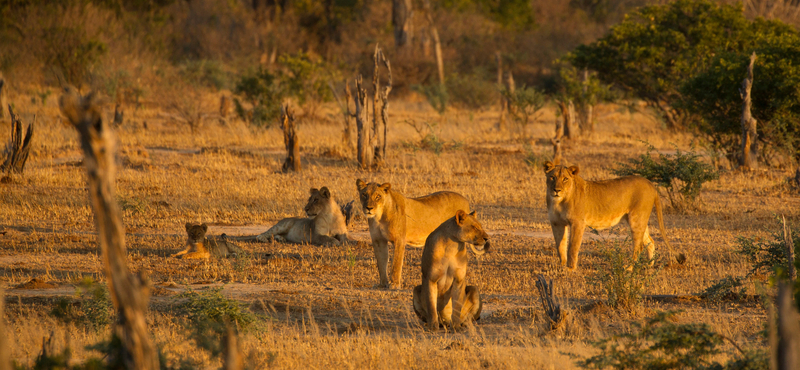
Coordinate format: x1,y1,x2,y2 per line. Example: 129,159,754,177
59,86,158,370
373,44,392,166
740,52,758,170
352,75,371,169
280,104,301,172
535,275,566,330
1,105,35,176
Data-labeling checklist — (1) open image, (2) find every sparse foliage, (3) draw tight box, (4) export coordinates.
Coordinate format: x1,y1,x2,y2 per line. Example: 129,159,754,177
613,143,719,209
577,311,767,370
591,241,658,311
502,85,546,131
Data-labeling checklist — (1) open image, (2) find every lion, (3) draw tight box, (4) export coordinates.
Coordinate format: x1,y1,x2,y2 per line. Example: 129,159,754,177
413,210,489,331
236,187,350,246
543,161,673,270
356,179,470,289
172,223,243,259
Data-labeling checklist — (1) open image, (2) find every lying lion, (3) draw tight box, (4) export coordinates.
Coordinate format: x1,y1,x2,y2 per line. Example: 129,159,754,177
356,179,470,289
236,187,350,246
543,161,673,270
413,210,489,331
172,223,243,260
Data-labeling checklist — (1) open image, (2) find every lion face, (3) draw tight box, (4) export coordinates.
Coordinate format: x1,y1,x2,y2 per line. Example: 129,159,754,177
185,222,208,243
544,161,580,200
356,179,391,219
304,187,332,217
454,210,489,247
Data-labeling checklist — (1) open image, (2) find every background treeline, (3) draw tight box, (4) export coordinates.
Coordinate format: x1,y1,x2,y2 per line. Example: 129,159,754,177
2,0,800,163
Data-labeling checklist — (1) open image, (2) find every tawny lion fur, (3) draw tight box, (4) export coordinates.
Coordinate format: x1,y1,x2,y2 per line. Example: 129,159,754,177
413,210,489,330
236,187,349,246
543,161,673,270
356,179,470,289
172,223,243,260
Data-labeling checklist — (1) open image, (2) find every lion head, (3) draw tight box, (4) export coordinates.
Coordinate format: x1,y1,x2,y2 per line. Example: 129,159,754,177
356,179,391,219
544,161,580,200
185,222,208,244
304,187,334,217
453,210,489,249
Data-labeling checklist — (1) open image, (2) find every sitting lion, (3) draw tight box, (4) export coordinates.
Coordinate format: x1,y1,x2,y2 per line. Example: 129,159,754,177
356,179,471,289
543,161,673,270
413,210,489,330
236,187,350,246
172,223,243,260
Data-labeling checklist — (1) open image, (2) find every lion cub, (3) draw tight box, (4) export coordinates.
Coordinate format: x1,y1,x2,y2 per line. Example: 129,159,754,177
543,161,672,270
172,223,243,260
413,210,490,331
237,187,349,246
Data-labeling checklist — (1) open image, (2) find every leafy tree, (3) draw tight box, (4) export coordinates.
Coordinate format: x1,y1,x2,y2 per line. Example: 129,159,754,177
681,31,800,162
568,0,789,129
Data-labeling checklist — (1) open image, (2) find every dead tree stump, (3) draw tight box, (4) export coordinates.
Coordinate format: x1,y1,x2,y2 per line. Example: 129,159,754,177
59,86,158,370
740,52,758,170
551,117,564,164
352,75,371,169
113,103,124,127
372,44,392,166
1,105,35,176
280,104,301,172
776,282,800,370
535,275,566,330
0,288,9,370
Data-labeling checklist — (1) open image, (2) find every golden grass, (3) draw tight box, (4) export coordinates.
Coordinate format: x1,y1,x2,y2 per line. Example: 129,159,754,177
1,90,796,368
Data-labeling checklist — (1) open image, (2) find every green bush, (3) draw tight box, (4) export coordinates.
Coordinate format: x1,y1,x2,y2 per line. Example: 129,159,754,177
613,143,719,209
681,31,800,162
179,59,230,90
174,287,261,357
701,276,748,303
522,144,551,168
445,71,498,110
577,311,768,369
40,25,107,86
234,68,284,127
737,219,799,280
568,0,792,129
50,278,113,332
413,84,449,115
591,241,658,311
502,85,546,129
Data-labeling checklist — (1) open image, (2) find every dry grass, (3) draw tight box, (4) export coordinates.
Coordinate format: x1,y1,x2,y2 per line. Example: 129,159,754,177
1,89,796,368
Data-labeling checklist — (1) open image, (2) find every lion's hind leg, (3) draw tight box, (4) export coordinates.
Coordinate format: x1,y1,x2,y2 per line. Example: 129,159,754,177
256,219,295,243
462,286,483,323
412,285,427,323
170,247,191,258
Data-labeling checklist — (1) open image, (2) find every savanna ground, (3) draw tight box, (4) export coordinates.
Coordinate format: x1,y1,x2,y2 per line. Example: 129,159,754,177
1,89,797,369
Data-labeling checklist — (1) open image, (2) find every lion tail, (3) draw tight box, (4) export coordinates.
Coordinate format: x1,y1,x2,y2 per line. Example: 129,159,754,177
654,196,674,262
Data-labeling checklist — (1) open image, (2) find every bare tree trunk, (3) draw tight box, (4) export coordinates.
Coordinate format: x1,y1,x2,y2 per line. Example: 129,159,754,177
222,327,243,370
535,275,566,330
380,55,392,163
422,0,444,86
342,83,354,151
352,75,371,169
776,282,800,370
113,103,124,127
372,44,382,165
0,289,9,370
551,117,563,164
783,215,797,281
58,87,158,370
392,0,413,48
496,52,507,131
740,52,758,170
558,100,578,139
0,74,5,119
280,104,301,172
581,68,594,132
1,105,35,176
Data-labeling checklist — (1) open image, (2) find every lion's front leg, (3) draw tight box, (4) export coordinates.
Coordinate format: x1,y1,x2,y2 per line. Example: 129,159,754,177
449,272,467,330
389,236,407,289
551,223,568,266
371,237,391,288
170,247,190,258
566,222,586,271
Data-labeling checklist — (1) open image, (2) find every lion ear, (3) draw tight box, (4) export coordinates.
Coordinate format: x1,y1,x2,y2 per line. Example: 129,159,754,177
356,179,367,191
379,182,391,191
200,223,208,233
455,209,467,225
543,161,555,173
185,222,192,231
320,187,331,198
568,165,580,175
